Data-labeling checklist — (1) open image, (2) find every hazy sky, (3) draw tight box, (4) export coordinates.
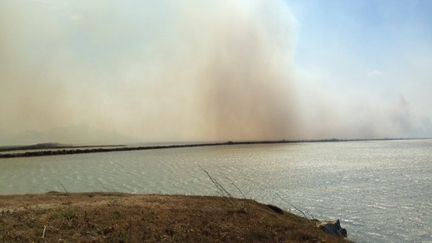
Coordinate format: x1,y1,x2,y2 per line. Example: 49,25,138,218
287,0,432,131
0,0,431,145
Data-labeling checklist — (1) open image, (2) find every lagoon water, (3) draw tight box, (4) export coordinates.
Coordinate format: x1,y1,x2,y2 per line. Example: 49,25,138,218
1,140,431,242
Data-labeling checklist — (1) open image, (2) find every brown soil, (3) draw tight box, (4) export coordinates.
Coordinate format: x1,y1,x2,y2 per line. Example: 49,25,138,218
0,192,349,242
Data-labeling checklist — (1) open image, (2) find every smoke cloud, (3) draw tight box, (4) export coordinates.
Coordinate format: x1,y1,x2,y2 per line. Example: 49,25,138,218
0,0,301,145
0,0,428,145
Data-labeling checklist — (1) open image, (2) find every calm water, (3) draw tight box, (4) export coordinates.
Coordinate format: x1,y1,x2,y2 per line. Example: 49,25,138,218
1,140,431,242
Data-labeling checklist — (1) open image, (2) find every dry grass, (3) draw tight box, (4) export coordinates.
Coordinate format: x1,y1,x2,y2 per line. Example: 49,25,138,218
0,192,349,242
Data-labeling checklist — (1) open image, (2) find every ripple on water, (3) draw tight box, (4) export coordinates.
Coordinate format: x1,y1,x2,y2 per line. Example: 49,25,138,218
0,140,431,242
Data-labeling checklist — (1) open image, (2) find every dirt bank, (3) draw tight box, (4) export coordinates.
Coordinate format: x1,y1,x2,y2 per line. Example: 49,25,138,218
0,192,349,242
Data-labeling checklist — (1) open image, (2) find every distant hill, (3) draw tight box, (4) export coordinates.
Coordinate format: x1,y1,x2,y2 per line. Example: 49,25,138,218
0,125,140,147
0,143,124,152
0,143,64,152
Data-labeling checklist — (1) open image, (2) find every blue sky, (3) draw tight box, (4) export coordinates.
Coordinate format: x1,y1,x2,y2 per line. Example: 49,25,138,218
287,0,432,66
285,0,432,137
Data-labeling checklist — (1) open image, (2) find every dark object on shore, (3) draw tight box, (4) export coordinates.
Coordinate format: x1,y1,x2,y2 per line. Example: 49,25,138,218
266,204,284,214
318,219,348,238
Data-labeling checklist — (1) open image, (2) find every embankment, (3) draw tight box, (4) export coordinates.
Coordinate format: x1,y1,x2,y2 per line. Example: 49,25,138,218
0,193,350,242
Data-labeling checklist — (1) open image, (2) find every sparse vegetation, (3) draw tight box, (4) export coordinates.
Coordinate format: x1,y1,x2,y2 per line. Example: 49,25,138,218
0,193,349,242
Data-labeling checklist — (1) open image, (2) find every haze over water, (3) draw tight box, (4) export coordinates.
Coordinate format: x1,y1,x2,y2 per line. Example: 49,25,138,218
1,139,431,242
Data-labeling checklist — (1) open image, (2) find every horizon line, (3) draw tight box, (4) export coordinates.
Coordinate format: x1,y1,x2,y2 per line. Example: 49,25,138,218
0,137,430,159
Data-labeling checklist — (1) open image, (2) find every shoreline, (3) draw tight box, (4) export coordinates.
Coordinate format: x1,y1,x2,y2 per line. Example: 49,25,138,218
0,137,427,159
0,192,350,242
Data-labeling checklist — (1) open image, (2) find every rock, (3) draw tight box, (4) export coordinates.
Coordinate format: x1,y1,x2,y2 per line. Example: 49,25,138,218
318,219,347,238
266,204,284,214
